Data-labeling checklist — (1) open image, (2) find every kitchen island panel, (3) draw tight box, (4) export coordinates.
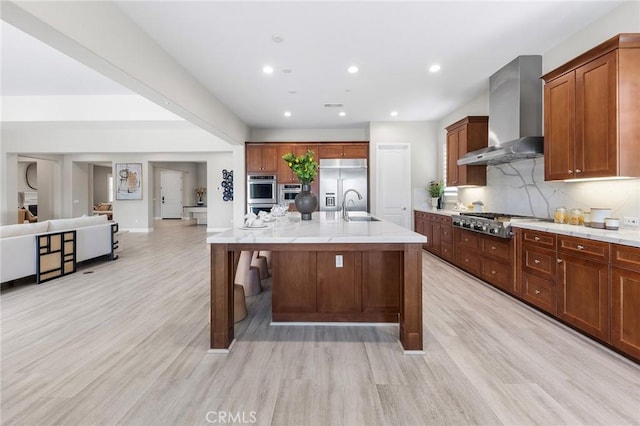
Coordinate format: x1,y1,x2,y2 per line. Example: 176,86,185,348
362,251,401,314
272,251,317,314
317,251,362,314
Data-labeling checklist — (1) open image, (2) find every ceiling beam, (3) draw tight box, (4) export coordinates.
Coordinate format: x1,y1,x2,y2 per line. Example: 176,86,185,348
2,1,249,145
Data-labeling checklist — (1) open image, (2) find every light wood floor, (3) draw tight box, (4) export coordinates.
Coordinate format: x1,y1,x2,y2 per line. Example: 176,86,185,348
1,219,638,425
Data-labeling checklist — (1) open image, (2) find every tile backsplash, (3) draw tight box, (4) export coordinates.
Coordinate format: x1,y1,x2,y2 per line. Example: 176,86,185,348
457,158,640,220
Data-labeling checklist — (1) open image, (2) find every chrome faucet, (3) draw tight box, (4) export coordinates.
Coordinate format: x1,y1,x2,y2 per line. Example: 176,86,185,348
342,189,363,221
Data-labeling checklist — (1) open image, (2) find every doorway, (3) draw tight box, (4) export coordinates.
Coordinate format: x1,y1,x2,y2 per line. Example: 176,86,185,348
375,144,411,228
160,171,183,219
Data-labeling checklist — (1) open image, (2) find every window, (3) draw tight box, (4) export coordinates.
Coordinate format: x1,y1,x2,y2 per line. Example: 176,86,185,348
442,142,458,203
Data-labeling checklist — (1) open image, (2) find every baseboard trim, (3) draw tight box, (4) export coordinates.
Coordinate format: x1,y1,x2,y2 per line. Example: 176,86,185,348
206,339,236,354
270,322,399,327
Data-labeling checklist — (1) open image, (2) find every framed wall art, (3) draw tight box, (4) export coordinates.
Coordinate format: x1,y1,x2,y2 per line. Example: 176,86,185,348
115,163,142,200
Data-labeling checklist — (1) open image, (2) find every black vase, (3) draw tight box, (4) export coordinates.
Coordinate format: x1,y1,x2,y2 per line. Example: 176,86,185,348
295,183,318,220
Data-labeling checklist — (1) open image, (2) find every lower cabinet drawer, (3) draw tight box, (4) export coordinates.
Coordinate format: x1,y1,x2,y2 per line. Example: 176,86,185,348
481,258,513,292
521,272,557,315
456,246,480,275
522,245,556,281
482,236,511,262
440,241,454,262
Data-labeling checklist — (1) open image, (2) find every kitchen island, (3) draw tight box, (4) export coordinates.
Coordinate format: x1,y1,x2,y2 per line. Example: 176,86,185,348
207,212,427,353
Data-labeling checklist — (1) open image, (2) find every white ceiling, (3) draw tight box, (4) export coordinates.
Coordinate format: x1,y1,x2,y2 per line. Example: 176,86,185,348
1,1,625,130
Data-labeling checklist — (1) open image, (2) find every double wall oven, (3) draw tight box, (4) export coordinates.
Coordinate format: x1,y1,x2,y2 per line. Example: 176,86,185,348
247,174,277,214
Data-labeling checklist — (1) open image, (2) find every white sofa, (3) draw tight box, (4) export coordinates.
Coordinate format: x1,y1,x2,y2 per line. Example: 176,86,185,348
0,215,118,283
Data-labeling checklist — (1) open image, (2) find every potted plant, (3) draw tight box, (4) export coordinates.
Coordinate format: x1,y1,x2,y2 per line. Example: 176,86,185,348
282,150,319,220
428,180,444,209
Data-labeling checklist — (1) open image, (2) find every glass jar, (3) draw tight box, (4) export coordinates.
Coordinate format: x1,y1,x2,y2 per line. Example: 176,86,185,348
569,208,584,226
554,207,568,224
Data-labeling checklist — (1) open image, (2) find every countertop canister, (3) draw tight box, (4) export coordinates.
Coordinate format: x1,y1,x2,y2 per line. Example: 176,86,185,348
591,208,612,229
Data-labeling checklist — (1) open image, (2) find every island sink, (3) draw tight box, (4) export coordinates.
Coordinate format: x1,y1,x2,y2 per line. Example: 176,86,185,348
346,216,381,222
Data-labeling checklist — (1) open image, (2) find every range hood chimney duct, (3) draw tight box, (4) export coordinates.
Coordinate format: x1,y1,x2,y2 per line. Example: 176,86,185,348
458,55,544,166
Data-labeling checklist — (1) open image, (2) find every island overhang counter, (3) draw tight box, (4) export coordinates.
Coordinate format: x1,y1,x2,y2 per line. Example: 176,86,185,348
207,213,427,353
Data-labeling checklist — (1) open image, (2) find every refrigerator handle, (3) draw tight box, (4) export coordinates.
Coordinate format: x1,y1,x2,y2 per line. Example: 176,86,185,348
337,178,343,210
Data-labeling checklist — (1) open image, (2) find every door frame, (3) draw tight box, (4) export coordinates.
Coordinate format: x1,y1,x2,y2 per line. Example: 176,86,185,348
375,143,412,229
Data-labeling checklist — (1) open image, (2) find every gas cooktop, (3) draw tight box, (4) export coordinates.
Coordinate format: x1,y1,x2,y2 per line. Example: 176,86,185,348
453,212,538,238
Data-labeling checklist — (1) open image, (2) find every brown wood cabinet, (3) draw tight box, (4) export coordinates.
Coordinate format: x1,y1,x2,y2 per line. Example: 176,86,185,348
445,116,488,187
271,249,400,322
542,33,640,181
413,211,453,256
414,211,430,250
611,244,640,359
557,236,610,342
520,230,558,315
246,144,278,173
318,143,368,159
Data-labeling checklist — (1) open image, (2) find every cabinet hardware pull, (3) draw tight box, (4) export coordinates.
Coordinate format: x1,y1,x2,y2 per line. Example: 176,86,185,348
577,245,584,250
568,169,573,174
534,259,540,264
557,259,562,263
465,258,469,262
575,169,582,173
464,238,469,242
491,246,496,250
534,290,541,295
491,270,496,275
534,236,540,241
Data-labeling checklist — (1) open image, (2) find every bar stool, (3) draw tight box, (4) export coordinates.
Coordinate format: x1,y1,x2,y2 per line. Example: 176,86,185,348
208,284,247,324
251,251,270,280
233,284,248,322
259,250,272,274
235,251,262,296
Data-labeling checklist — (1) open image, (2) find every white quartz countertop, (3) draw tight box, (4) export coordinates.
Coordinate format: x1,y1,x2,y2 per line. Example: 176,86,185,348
512,221,640,248
207,212,427,244
413,206,461,216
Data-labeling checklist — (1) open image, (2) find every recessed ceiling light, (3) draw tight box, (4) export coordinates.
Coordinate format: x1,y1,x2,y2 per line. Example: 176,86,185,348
284,111,291,117
390,111,398,117
347,65,358,74
288,90,297,94
263,65,274,74
282,68,293,74
271,34,284,43
339,111,346,117
429,64,441,73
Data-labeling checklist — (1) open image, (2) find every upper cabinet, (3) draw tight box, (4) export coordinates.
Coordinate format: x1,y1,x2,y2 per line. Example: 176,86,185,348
318,143,368,159
542,33,640,181
445,116,488,187
246,144,278,174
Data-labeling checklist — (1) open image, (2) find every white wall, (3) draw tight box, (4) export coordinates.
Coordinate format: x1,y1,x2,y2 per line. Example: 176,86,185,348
369,121,440,215
542,1,640,74
249,128,369,142
441,2,640,220
1,122,238,230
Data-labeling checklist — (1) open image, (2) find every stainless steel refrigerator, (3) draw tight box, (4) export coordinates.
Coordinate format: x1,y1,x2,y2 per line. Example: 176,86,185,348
319,158,368,211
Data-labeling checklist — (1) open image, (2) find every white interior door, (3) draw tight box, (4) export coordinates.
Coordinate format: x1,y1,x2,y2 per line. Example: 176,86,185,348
376,144,411,228
161,171,183,219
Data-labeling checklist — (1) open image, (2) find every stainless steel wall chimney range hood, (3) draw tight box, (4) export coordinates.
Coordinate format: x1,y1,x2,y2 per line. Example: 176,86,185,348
458,56,544,166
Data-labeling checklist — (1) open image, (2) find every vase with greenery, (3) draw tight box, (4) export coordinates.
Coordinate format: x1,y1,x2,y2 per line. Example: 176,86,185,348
428,180,444,209
282,150,319,220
